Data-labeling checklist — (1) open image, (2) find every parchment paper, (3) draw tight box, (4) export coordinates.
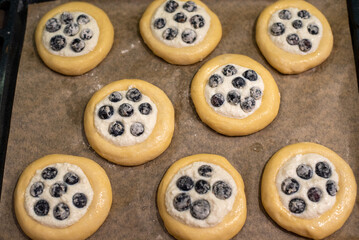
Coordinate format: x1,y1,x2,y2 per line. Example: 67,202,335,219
0,0,358,239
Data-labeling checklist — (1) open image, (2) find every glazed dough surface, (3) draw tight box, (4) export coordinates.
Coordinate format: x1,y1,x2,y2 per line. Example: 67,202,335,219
151,0,210,47
276,153,338,219
25,163,94,228
268,8,322,55
165,161,237,227
94,89,158,147
42,12,99,56
204,64,264,119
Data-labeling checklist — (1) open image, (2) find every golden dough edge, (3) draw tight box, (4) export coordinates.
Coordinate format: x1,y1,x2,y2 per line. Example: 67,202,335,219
84,79,175,166
14,154,112,240
255,0,333,74
139,0,222,65
35,2,114,76
261,142,357,239
191,54,280,136
157,154,246,240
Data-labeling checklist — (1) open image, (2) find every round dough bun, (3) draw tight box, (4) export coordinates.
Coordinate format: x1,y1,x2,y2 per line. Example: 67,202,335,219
261,142,357,239
157,154,247,240
191,54,280,136
35,2,114,76
84,79,175,166
139,0,222,65
256,0,333,74
14,154,112,240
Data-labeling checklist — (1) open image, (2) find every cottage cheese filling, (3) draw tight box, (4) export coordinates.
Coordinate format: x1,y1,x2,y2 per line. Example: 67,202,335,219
276,153,338,219
25,163,94,228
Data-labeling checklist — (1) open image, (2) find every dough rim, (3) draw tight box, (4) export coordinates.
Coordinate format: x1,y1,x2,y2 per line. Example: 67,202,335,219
139,0,222,65
157,154,247,240
256,0,333,74
191,54,280,136
14,154,112,240
84,79,175,166
261,142,357,239
35,1,114,76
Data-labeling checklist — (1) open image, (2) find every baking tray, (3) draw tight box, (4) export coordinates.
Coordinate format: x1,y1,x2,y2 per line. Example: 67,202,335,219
0,0,358,239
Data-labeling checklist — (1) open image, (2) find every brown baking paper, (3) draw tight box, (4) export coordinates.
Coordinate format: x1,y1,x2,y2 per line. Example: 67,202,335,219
0,0,358,239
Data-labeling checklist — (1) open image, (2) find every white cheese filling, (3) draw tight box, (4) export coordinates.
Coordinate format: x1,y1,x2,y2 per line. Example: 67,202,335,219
94,89,158,147
268,8,323,55
42,12,99,56
276,153,338,219
205,64,264,118
25,163,94,228
151,0,211,47
165,162,237,228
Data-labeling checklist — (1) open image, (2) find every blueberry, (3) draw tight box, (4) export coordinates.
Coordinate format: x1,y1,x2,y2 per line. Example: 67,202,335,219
195,180,210,194
227,90,241,105
315,161,332,178
50,182,67,198
281,177,299,195
118,103,134,117
292,19,303,29
53,203,70,220
210,93,225,107
162,27,178,40
208,74,223,88
299,39,312,52
326,180,337,196
50,35,66,51
34,199,49,216
182,29,197,44
279,9,292,20
190,15,205,29
64,22,79,36
298,10,310,19
243,70,258,81
296,164,313,180
250,87,262,100
153,18,166,29
173,193,191,211
176,176,194,191
130,122,145,136
108,91,122,102
109,121,125,137
70,38,85,53
98,105,114,119
42,167,58,180
307,187,322,202
307,24,319,35
77,14,90,25
240,97,256,112
222,65,237,76
286,33,300,45
174,12,187,23
270,22,285,36
45,18,61,33
190,199,210,220
63,172,79,185
60,12,73,24
30,182,44,197
139,103,152,115
72,193,87,208
232,77,246,88
198,165,213,177
212,181,232,200
126,88,142,102
183,1,197,12
165,0,178,13
80,28,93,40
289,198,306,214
